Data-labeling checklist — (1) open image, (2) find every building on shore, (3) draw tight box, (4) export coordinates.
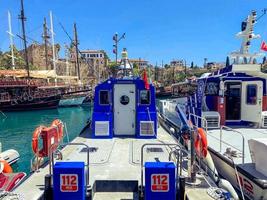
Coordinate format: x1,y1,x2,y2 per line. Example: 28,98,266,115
80,50,109,83
206,62,225,71
170,59,185,71
21,43,60,70
116,58,149,69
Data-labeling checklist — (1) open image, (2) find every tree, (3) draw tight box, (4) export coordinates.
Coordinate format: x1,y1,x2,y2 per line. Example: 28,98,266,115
190,62,194,68
0,45,26,69
132,63,139,76
226,56,230,67
108,61,119,77
164,64,170,68
263,56,266,64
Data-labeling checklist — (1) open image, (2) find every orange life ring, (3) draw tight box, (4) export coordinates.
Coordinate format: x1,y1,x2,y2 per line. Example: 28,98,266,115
194,128,208,158
51,119,63,138
32,119,64,158
32,126,45,157
0,160,13,173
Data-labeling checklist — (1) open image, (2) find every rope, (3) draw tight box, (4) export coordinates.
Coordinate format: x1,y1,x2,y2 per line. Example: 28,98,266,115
0,190,24,200
146,107,154,135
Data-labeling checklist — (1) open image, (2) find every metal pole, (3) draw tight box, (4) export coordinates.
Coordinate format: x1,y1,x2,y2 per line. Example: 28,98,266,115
220,127,222,152
190,129,196,182
115,34,118,65
19,0,30,77
7,11,15,69
43,18,49,70
184,60,187,79
74,23,81,83
172,65,175,83
65,45,70,84
50,11,57,85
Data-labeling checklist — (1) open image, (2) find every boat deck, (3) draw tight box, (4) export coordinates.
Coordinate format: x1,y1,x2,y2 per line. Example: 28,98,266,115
207,127,267,164
13,125,216,200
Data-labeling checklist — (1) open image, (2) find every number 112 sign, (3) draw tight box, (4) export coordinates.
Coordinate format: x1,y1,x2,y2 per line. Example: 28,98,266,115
60,174,78,192
151,174,169,192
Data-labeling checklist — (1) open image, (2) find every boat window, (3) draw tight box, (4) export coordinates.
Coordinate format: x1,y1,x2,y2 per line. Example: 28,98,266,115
120,95,130,105
140,90,150,105
99,90,110,105
246,85,257,105
205,82,219,95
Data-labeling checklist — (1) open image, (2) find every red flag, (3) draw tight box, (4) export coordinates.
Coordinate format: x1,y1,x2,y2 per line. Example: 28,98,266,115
143,70,149,90
261,41,267,51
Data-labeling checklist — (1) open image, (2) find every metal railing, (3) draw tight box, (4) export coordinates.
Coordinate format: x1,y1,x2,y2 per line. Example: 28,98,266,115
140,143,188,198
50,142,90,188
189,113,208,132
219,126,245,164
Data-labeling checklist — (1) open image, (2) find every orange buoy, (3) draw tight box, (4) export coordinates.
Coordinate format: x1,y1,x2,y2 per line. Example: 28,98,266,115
32,126,45,157
32,119,64,158
0,160,13,173
194,128,208,158
51,119,64,138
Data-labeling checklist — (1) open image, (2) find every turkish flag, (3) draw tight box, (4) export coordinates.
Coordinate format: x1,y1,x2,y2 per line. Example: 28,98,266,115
143,70,149,90
261,41,267,51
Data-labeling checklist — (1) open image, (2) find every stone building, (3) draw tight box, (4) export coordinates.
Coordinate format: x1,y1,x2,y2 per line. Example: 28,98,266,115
206,62,225,71
80,50,109,83
25,43,60,70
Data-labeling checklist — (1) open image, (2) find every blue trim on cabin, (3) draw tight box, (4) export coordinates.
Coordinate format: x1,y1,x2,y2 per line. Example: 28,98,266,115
186,64,266,128
225,120,252,127
92,77,157,138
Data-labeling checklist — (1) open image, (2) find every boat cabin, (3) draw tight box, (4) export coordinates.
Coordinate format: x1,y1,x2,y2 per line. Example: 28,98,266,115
188,64,267,128
92,77,157,138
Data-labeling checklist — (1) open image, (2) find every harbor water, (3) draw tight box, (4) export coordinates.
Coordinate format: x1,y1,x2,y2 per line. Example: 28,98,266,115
0,106,91,174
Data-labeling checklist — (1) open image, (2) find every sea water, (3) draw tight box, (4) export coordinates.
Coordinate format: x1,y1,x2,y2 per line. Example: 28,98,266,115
0,106,91,174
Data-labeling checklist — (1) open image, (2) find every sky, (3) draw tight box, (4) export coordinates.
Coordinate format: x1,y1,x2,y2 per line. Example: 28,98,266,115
0,0,267,66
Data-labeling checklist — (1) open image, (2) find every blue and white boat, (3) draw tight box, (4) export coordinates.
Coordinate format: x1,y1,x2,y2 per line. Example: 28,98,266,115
160,11,267,200
6,50,235,200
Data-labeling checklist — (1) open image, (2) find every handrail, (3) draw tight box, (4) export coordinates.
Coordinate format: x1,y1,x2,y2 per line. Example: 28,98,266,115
220,126,245,164
189,113,208,132
50,142,90,188
146,107,155,136
228,156,245,200
140,143,183,198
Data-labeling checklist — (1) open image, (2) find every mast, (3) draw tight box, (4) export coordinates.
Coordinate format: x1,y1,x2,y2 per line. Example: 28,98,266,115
49,11,57,85
113,32,125,66
42,17,50,70
7,11,15,69
73,23,81,83
19,0,30,77
231,11,261,64
64,44,70,84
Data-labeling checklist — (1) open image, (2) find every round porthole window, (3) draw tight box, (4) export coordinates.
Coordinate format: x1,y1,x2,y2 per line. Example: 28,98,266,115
120,95,130,105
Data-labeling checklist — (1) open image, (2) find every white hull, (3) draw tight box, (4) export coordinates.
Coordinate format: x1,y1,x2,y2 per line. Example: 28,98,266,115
0,149,20,165
209,148,267,200
59,96,86,107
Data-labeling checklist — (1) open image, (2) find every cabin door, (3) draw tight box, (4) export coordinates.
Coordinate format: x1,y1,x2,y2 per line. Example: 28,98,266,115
225,82,242,120
114,84,136,135
241,81,263,123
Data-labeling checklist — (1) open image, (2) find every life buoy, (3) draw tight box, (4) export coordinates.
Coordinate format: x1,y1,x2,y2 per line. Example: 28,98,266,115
51,119,64,138
194,128,208,158
32,126,45,157
32,119,64,158
0,160,13,173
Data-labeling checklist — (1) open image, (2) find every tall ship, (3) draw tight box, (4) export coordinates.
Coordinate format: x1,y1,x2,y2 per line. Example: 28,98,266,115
0,0,92,112
0,79,61,111
160,10,267,200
